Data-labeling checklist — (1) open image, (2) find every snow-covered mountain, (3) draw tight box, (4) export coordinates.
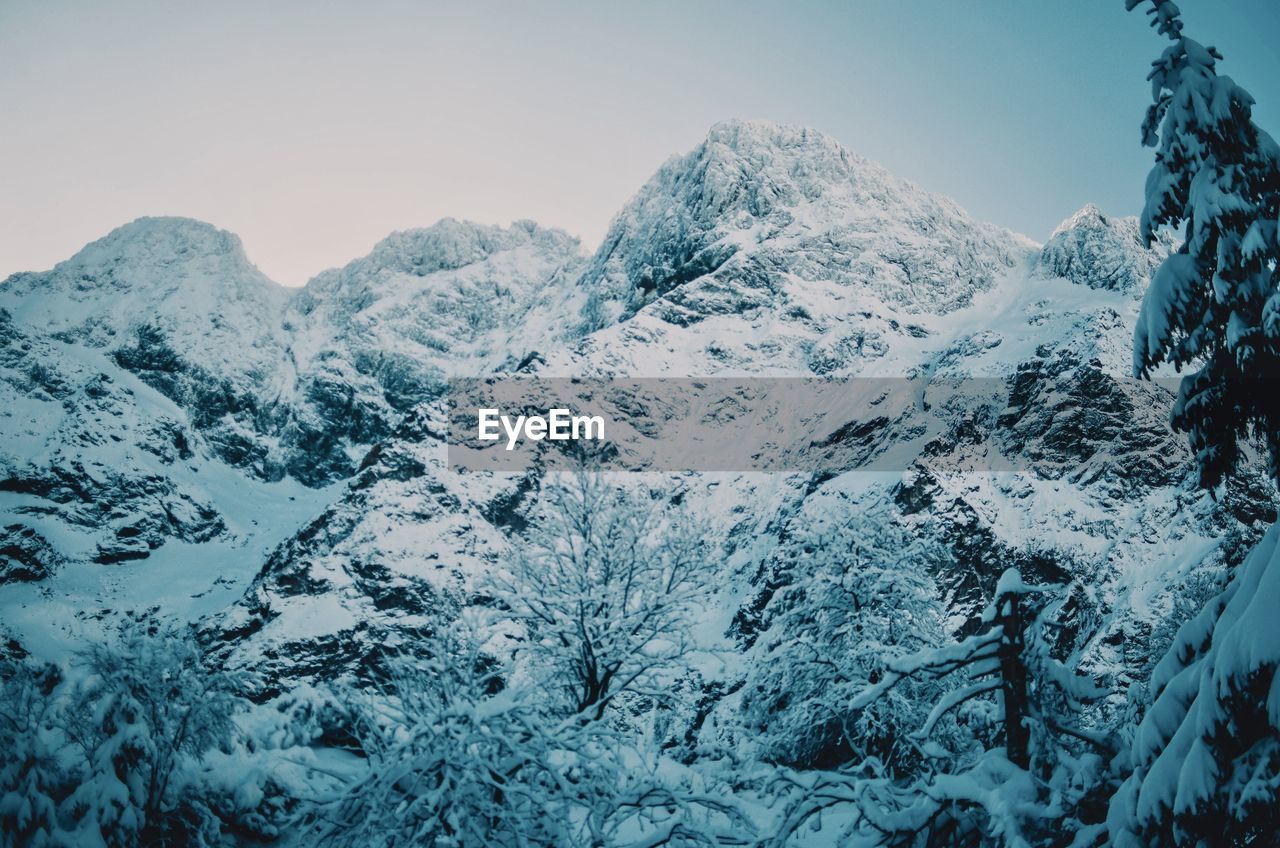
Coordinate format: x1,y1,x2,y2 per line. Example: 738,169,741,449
2,120,1273,731
0,213,581,657
566,121,1032,376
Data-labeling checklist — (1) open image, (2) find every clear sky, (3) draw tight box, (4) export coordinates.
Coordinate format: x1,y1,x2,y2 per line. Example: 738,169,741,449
2,0,1278,286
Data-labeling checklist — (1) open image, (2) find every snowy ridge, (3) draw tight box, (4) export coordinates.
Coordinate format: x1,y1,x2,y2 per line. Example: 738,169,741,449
284,218,585,428
0,122,1273,737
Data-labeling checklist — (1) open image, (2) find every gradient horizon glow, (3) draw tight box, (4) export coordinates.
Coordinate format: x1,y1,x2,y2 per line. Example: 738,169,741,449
3,0,1278,286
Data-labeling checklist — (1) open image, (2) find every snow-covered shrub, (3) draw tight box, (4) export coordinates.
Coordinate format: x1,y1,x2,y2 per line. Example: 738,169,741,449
311,620,753,848
311,628,595,846
262,681,362,752
769,570,1112,847
166,683,365,845
59,619,248,846
0,661,66,847
738,505,953,773
0,620,255,847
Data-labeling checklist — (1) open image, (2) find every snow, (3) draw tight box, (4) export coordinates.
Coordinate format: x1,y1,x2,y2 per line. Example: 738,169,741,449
2,115,1274,847
0,463,330,661
0,217,291,385
0,169,1225,708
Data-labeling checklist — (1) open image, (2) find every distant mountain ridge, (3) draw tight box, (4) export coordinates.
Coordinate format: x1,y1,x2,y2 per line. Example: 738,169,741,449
1,122,1273,746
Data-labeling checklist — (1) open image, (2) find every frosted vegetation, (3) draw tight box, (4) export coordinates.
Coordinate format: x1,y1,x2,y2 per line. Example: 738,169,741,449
2,1,1280,845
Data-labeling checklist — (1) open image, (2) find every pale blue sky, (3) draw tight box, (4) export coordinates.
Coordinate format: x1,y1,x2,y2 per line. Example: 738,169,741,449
2,0,1277,286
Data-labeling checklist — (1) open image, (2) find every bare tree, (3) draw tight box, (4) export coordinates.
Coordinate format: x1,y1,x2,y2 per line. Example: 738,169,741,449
492,472,711,721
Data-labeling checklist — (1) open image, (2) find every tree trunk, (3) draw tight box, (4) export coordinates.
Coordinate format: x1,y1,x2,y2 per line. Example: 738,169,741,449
995,591,1030,770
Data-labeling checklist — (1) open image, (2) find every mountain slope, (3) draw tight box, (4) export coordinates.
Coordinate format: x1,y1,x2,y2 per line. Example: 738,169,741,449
0,216,585,605
559,120,1035,377
2,123,1272,746
204,125,1271,713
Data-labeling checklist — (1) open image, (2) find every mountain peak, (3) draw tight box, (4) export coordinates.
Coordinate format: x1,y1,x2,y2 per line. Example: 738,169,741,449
1050,204,1107,236
0,215,280,309
1036,205,1175,294
702,119,854,159
284,216,586,382
360,217,576,277
577,120,1032,323
675,119,891,213
348,218,580,281
0,215,287,361
57,216,260,279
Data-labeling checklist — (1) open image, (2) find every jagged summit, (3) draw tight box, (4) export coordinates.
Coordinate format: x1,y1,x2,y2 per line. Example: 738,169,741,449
287,217,584,360
61,215,260,272
637,118,1017,233
1035,204,1176,294
697,118,901,204
307,218,582,286
1054,203,1107,231
575,119,1035,331
273,218,588,482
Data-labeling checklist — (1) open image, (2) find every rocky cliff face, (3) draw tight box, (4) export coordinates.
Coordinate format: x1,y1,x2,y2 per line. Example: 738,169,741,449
1034,204,1177,294
580,121,1030,326
0,214,583,598
279,219,585,482
2,122,1272,734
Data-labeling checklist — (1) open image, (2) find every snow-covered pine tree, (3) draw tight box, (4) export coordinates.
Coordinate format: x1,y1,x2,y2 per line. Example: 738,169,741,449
1127,0,1280,489
1108,524,1280,845
1109,3,1280,845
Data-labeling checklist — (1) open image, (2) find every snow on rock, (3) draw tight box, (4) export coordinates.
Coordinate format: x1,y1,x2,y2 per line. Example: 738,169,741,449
0,308,231,579
258,218,586,486
1034,204,1176,294
204,406,518,694
0,121,1274,710
576,119,1034,334
0,216,290,381
0,217,301,482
